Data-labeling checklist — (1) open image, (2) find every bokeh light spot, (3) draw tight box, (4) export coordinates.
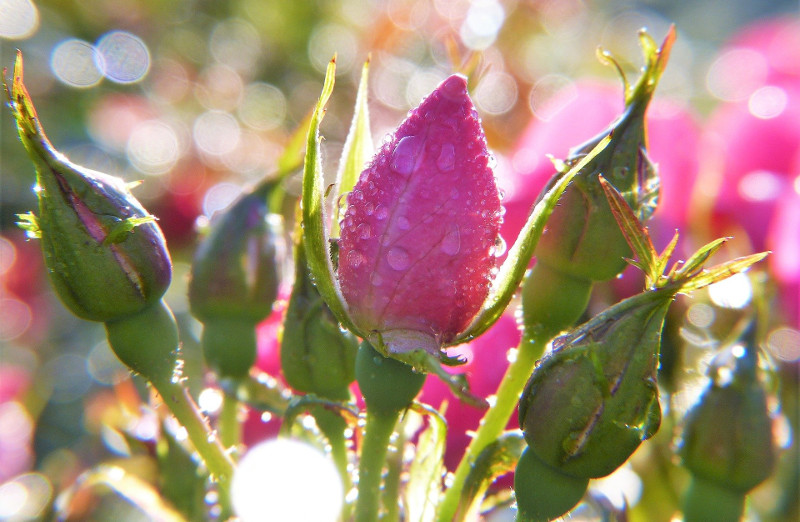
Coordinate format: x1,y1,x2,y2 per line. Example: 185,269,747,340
708,272,753,309
309,23,357,75
198,388,224,414
475,71,518,115
127,120,181,175
203,182,242,218
0,0,39,39
767,327,800,362
209,18,262,73
44,354,93,403
748,85,788,120
232,439,343,522
87,340,128,385
50,39,103,87
193,110,241,157
238,83,287,131
0,473,51,519
528,74,576,121
460,0,505,51
96,31,150,83
0,297,32,341
738,170,783,203
706,48,767,102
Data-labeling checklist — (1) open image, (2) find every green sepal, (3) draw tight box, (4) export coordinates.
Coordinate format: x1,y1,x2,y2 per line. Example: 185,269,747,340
355,340,426,416
301,56,364,338
332,57,373,238
452,135,611,345
514,445,589,522
15,211,41,238
455,431,525,522
404,403,448,522
103,215,158,245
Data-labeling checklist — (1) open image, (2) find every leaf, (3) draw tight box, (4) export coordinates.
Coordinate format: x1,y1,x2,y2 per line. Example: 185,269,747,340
674,237,729,279
454,431,526,522
301,56,363,337
103,215,157,245
599,175,658,283
453,135,612,344
332,57,373,238
405,403,448,522
678,252,769,293
15,211,41,238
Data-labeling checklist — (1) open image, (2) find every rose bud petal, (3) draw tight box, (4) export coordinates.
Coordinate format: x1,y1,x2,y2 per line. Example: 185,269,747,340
338,74,503,356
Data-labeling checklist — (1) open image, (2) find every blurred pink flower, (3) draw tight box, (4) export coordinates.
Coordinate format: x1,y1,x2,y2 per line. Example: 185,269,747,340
767,174,800,327
722,15,800,85
338,75,503,355
503,80,700,250
419,312,521,471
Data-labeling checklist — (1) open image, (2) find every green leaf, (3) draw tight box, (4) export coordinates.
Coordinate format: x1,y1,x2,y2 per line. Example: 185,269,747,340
15,211,40,238
301,56,363,337
674,237,729,279
453,135,611,344
599,175,658,283
332,57,373,238
405,403,448,522
103,215,157,245
678,253,769,293
455,431,525,522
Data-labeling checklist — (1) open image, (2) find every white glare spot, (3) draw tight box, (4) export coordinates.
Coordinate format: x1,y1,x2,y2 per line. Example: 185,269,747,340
193,110,241,157
127,120,181,175
0,0,39,39
767,327,800,362
460,0,505,50
706,48,768,102
198,388,224,414
0,473,52,519
687,303,715,329
592,465,643,509
96,31,150,83
738,170,783,202
475,71,518,115
51,39,103,87
708,272,752,309
748,85,788,119
232,439,343,522
203,182,242,218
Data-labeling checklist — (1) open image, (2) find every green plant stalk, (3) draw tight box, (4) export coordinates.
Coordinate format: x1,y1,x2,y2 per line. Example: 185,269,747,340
356,411,399,522
382,423,406,522
314,408,353,519
219,391,242,450
437,331,550,522
150,377,236,511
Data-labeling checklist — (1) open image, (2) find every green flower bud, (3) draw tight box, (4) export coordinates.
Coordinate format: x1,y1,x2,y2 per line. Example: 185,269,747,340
533,29,672,283
105,300,179,384
355,341,426,416
188,180,283,378
679,344,776,496
514,446,588,522
281,237,358,399
519,287,673,479
8,55,171,322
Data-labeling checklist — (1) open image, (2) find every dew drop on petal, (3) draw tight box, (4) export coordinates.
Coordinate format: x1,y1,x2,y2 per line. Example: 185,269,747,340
387,247,411,271
371,273,383,286
391,135,422,176
437,142,455,172
357,223,372,240
441,225,461,256
348,250,366,268
375,205,388,220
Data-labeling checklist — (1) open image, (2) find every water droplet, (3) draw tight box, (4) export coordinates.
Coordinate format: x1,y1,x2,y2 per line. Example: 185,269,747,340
351,189,364,202
397,216,411,230
490,236,507,257
450,187,459,200
348,250,366,268
375,206,388,220
387,247,410,270
391,135,422,176
364,202,375,215
437,142,455,172
357,223,372,240
371,273,383,286
441,226,460,256
487,154,497,169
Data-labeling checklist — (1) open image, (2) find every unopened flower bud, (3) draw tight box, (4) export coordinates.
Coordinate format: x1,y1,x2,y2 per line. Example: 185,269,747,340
281,238,358,399
679,342,776,521
533,29,672,283
8,54,171,323
518,287,673,481
189,181,283,378
337,74,503,356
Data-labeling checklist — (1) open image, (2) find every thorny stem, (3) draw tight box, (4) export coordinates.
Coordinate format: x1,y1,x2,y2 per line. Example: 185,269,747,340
437,331,551,522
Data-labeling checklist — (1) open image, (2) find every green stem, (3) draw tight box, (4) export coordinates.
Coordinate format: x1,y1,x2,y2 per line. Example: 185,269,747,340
382,422,406,522
437,332,550,522
355,411,399,522
151,378,236,509
219,391,242,451
314,408,353,519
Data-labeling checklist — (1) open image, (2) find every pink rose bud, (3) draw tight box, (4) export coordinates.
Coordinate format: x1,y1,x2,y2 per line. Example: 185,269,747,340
338,74,503,355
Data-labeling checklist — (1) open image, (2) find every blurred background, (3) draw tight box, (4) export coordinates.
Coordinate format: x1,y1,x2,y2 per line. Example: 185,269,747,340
1,0,798,520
